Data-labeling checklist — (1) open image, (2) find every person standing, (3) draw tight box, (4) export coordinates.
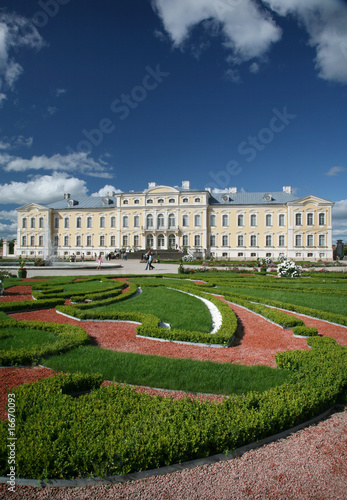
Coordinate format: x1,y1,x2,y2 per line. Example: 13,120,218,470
97,254,102,269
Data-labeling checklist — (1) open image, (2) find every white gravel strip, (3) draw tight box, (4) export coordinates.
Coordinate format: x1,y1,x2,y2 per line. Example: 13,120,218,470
167,287,222,333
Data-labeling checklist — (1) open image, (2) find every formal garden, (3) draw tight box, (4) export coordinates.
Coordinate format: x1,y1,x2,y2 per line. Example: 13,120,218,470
0,267,346,480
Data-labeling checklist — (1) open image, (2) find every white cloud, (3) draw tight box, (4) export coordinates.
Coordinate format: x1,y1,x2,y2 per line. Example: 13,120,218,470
0,151,113,178
0,135,33,150
263,0,347,84
151,0,281,64
152,0,347,84
325,166,347,176
91,185,123,196
0,11,45,93
0,210,18,240
0,172,88,205
47,106,57,115
55,88,67,97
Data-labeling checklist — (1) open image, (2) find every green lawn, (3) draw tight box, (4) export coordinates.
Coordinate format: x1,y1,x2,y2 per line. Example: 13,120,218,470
92,286,213,332
0,327,57,350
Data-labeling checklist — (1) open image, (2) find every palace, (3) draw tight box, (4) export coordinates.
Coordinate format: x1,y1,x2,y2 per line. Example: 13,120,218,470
15,181,334,261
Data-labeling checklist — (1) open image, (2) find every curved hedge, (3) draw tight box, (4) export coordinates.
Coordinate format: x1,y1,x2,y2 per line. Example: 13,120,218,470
0,338,345,479
0,319,90,366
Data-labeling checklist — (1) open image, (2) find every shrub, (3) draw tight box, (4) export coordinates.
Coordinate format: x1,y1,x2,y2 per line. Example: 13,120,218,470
292,326,318,337
277,259,302,278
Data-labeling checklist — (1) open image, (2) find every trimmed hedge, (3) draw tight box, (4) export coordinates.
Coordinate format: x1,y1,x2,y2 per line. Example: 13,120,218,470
0,319,90,366
292,326,318,337
1,339,346,479
0,297,65,313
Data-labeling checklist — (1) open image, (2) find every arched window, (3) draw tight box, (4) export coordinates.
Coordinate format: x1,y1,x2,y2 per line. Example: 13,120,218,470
168,234,175,248
194,234,201,246
76,217,82,229
182,234,188,246
237,214,244,226
168,214,175,228
157,214,164,228
146,214,153,228
158,234,165,248
146,234,153,248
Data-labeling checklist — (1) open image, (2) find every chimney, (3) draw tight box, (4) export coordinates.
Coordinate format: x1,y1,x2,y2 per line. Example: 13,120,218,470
64,193,71,199
283,186,292,194
230,187,237,193
182,180,190,189
148,182,157,188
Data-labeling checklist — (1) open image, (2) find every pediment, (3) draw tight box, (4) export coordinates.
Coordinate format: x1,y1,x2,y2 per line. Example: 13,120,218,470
146,185,180,194
288,195,334,207
16,203,50,212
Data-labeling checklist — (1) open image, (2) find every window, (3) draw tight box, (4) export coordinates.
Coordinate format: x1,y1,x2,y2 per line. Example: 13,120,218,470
146,214,153,228
307,234,314,247
158,234,165,248
100,216,105,228
134,215,140,228
147,199,153,204
307,213,314,225
54,217,59,229
169,198,175,203
100,236,105,246
123,199,129,205
319,213,325,225
64,236,69,247
237,235,244,247
194,214,201,227
86,235,92,247
319,252,325,258
210,234,216,246
250,235,257,247
168,214,175,228
76,217,82,229
122,235,128,247
194,197,201,203
110,235,116,246
54,235,59,247
38,236,43,246
295,234,302,246
210,214,216,226
279,235,285,247
134,199,140,204
182,197,188,203
110,216,116,228
64,217,69,229
265,214,272,226
122,216,129,228
146,234,153,248
222,214,229,226
266,252,272,257
22,218,27,229
319,234,326,246
296,252,302,257
238,252,244,257
222,235,228,247
39,217,44,229
182,234,188,246
87,216,92,228
168,234,175,248
250,214,257,226
157,214,164,228
182,215,189,227
194,234,201,246
134,235,140,247
279,214,285,226
237,214,244,226
308,252,313,257
22,236,27,246
295,213,302,226
265,235,272,247
251,252,256,257
76,236,82,246
157,198,164,204
30,217,35,229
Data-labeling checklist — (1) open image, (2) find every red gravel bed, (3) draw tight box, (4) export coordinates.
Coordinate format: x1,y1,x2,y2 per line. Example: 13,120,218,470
0,285,33,302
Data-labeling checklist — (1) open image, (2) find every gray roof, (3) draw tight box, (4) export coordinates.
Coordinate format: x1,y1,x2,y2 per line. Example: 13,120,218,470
209,191,298,205
46,195,117,210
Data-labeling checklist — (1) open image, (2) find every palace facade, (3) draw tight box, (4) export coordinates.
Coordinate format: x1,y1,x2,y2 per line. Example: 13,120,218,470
15,181,334,261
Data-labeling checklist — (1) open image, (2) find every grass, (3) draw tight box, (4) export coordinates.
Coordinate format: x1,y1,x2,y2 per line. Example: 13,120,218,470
44,345,290,396
0,327,57,350
92,286,213,332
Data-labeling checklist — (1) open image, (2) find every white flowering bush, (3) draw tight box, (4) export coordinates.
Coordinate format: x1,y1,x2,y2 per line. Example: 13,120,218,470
277,258,302,278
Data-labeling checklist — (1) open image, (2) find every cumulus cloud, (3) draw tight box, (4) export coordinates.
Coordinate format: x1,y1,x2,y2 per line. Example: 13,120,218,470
151,0,281,62
91,185,123,197
152,0,347,84
0,151,113,178
0,11,45,93
0,210,18,240
263,0,347,84
0,135,33,150
325,166,347,176
0,172,88,205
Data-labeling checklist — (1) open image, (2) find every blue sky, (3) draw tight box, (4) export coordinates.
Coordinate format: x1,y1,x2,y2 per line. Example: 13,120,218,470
0,0,347,242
